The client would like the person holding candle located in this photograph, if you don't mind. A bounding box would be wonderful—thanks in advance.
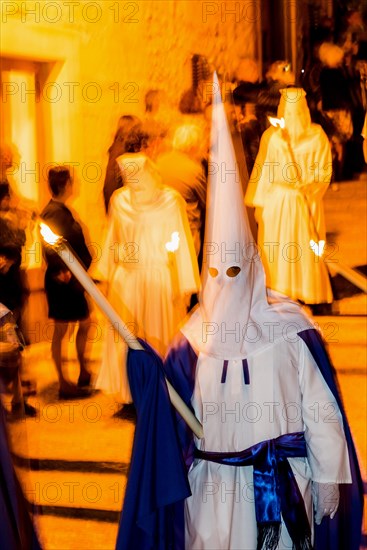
[95,127,199,414]
[41,166,93,399]
[245,87,333,311]
[117,74,363,550]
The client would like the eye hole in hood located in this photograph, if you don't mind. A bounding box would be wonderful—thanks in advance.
[226,266,241,278]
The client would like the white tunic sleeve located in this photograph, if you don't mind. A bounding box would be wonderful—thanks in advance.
[298,338,352,483]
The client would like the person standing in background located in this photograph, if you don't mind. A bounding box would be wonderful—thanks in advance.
[103,115,142,212]
[95,127,199,417]
[41,166,92,399]
[156,124,207,260]
[246,88,333,311]
[0,144,38,403]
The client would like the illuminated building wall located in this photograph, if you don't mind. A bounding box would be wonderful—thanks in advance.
[1,1,259,340]
[2,0,259,244]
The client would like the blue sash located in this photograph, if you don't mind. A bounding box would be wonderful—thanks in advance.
[195,431,312,549]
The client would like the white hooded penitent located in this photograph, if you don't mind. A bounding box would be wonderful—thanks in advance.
[182,74,312,358]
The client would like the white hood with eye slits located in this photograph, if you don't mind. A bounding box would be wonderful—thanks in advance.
[181,73,313,359]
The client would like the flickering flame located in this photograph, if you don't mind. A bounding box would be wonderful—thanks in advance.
[165,231,180,252]
[268,116,285,129]
[310,239,325,257]
[39,222,62,246]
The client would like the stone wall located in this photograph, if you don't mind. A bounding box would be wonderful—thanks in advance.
[2,0,259,244]
[76,0,259,245]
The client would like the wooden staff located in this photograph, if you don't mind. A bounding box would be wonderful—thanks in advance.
[40,223,204,439]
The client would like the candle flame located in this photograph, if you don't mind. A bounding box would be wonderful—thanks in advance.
[310,239,325,257]
[268,116,285,129]
[165,231,180,252]
[39,222,62,246]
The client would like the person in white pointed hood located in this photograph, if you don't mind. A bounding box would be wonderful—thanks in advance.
[245,87,333,307]
[164,75,360,550]
[95,127,199,406]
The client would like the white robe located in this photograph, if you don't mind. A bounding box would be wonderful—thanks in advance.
[96,186,199,402]
[246,125,333,304]
[185,335,351,549]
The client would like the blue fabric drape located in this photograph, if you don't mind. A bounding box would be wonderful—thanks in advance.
[298,329,364,550]
[116,340,190,550]
[119,329,363,549]
[164,329,364,550]
[195,431,311,545]
[163,335,198,471]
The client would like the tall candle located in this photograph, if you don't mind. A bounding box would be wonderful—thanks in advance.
[166,231,180,300]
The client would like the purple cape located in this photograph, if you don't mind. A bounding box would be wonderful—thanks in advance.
[163,329,364,550]
[118,329,363,549]
[115,340,190,550]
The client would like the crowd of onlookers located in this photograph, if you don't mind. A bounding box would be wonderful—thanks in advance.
[234,7,366,182]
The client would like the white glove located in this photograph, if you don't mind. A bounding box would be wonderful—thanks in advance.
[312,482,340,525]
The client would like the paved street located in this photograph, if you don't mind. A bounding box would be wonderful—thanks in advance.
[4,177,367,550]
